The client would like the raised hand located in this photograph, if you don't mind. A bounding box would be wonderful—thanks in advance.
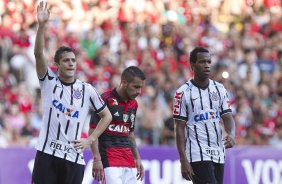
[37,1,50,26]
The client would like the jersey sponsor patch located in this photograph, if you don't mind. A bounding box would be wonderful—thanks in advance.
[203,147,223,157]
[108,124,130,133]
[50,140,80,154]
[173,91,183,115]
[52,99,79,118]
[194,111,220,122]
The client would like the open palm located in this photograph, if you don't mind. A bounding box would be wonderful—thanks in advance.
[37,1,50,25]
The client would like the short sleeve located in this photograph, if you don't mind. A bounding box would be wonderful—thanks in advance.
[89,86,106,113]
[219,87,232,116]
[173,90,188,121]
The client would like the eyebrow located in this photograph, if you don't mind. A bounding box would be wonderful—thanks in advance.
[198,58,211,61]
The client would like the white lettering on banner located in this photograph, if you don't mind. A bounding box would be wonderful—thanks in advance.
[242,159,282,184]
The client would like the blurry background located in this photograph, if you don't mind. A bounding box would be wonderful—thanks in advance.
[0,0,281,183]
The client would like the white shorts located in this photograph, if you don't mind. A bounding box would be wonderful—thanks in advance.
[101,167,138,184]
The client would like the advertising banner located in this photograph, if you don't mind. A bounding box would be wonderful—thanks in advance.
[0,147,281,184]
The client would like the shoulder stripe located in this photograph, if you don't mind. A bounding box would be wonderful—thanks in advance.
[198,88,203,110]
[70,84,73,105]
[81,84,85,107]
[207,87,213,109]
[213,80,221,108]
[190,89,195,112]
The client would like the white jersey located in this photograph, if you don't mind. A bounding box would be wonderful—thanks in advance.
[35,68,106,165]
[173,79,232,164]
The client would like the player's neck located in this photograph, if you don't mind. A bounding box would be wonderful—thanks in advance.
[192,77,209,88]
[116,86,128,102]
[58,76,75,84]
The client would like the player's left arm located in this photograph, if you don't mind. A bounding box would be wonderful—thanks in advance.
[129,132,144,181]
[221,113,235,148]
[220,87,235,148]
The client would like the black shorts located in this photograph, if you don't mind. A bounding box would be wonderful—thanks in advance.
[32,151,85,184]
[190,161,224,184]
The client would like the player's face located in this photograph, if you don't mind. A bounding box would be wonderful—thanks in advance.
[192,52,212,79]
[124,77,144,100]
[56,52,77,82]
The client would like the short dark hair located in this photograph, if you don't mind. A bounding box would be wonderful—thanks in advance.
[54,46,74,63]
[190,47,209,63]
[121,66,146,82]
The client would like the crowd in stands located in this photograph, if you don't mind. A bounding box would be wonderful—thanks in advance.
[0,0,281,148]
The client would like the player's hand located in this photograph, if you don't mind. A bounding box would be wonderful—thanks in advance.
[181,160,194,181]
[72,138,93,152]
[37,1,50,26]
[223,134,235,148]
[135,159,144,181]
[92,159,104,181]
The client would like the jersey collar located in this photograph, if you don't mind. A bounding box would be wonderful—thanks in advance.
[190,79,210,90]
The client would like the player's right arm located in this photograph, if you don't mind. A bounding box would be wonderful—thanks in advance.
[173,87,194,181]
[175,120,195,181]
[89,128,104,181]
[34,1,49,78]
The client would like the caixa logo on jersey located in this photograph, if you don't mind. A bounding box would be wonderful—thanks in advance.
[194,111,220,122]
[52,100,79,118]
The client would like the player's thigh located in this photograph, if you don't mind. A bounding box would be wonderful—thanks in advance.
[214,163,224,184]
[190,161,218,184]
[32,151,57,184]
[64,160,85,184]
[103,167,123,184]
[124,168,137,184]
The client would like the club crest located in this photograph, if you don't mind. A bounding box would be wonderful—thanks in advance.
[109,98,118,106]
[73,88,83,99]
[209,91,219,101]
[123,114,129,122]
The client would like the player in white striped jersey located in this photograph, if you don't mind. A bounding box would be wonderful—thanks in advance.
[32,2,112,184]
[173,47,235,184]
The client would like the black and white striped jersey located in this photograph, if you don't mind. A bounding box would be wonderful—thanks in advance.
[35,68,106,165]
[173,79,232,164]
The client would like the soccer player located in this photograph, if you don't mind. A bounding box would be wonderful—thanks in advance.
[32,2,112,184]
[173,47,235,184]
[89,66,145,184]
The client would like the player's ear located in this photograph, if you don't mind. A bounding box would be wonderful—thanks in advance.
[120,79,127,87]
[191,63,195,71]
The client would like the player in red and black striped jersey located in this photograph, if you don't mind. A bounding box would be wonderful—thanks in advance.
[89,66,146,184]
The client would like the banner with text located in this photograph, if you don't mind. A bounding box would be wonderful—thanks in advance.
[0,147,281,184]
